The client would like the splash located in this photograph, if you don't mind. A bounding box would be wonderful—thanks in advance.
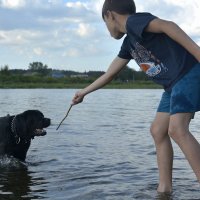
[0,155,27,169]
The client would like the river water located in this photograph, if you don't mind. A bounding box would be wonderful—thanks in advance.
[0,89,199,199]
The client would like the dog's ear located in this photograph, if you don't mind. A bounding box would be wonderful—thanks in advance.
[15,114,28,139]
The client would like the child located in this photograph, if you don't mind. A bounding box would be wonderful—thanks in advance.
[72,0,200,193]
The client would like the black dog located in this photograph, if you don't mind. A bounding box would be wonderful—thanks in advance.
[0,110,50,161]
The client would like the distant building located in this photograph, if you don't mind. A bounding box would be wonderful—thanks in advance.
[51,72,65,78]
[70,74,88,78]
[24,71,40,76]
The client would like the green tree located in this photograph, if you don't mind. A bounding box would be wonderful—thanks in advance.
[115,65,135,81]
[28,62,51,76]
[0,65,10,76]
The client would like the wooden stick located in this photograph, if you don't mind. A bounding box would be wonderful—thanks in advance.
[56,104,73,130]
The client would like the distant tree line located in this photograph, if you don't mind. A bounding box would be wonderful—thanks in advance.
[0,62,148,81]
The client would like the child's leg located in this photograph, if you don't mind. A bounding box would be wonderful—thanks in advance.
[150,112,173,192]
[169,113,200,180]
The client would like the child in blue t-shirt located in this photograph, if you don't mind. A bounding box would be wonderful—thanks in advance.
[72,0,200,193]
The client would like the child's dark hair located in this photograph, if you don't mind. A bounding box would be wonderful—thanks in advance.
[102,0,136,19]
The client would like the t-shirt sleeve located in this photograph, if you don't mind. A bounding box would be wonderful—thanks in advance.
[126,12,157,38]
[118,13,157,60]
[118,36,132,59]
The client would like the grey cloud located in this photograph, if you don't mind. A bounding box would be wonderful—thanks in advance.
[0,1,98,31]
[135,0,181,19]
[1,0,199,71]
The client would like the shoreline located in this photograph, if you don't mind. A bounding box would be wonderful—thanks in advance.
[0,81,162,89]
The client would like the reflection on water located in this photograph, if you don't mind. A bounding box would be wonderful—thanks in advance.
[0,89,200,200]
[0,156,47,199]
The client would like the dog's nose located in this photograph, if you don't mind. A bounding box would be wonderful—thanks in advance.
[43,118,51,127]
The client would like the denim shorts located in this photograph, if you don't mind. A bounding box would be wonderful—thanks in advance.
[157,63,200,115]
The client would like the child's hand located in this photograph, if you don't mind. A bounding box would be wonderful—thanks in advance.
[72,90,85,105]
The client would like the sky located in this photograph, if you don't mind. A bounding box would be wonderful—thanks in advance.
[0,0,200,72]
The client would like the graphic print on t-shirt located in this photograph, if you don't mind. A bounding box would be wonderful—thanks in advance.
[130,42,168,77]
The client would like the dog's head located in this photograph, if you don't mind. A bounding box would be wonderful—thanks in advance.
[13,110,51,141]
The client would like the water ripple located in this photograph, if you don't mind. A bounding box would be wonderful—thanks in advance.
[0,89,200,199]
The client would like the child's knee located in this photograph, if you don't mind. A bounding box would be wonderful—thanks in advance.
[150,123,168,143]
[168,113,191,142]
[168,123,188,143]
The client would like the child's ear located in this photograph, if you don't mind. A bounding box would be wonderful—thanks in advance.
[106,10,115,20]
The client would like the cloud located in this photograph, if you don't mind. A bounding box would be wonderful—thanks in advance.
[63,48,80,57]
[33,47,45,56]
[65,1,87,9]
[0,0,199,71]
[0,0,25,9]
[76,23,95,37]
[0,30,43,46]
[135,0,200,38]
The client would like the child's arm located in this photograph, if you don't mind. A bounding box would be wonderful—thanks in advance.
[72,57,129,105]
[145,18,200,62]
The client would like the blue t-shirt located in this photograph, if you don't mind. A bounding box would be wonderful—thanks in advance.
[118,12,198,91]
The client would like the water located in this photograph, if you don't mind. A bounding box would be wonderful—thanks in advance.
[0,89,200,200]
